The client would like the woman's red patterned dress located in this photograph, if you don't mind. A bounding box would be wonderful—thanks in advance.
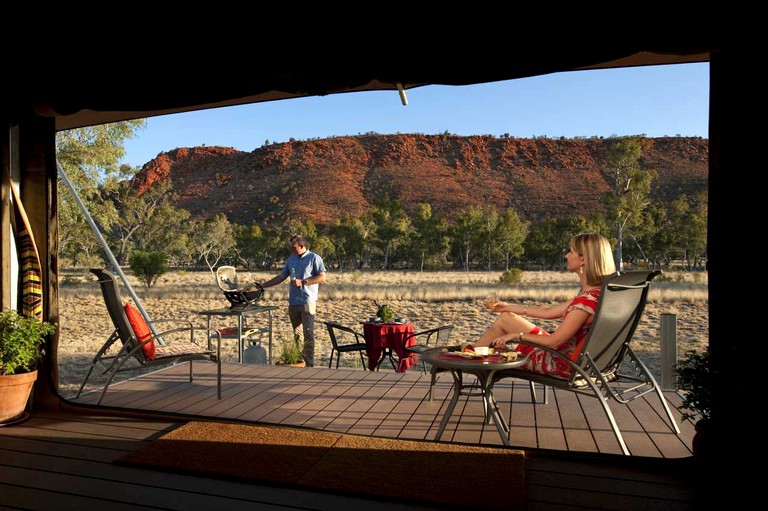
[515,288,601,378]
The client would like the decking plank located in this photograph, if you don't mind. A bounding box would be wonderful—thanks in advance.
[505,380,539,449]
[12,415,170,442]
[138,362,259,412]
[257,368,347,424]
[400,373,451,441]
[277,368,367,426]
[531,387,568,451]
[179,365,302,418]
[574,391,626,455]
[555,384,598,453]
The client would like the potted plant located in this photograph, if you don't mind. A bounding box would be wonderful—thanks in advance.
[276,334,306,367]
[374,301,395,323]
[0,309,56,425]
[675,347,712,461]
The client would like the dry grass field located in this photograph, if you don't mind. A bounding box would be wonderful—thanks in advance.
[57,269,708,398]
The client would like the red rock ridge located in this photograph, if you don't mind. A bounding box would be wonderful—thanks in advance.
[133,134,708,226]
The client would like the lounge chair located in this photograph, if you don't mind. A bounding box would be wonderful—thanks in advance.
[75,269,221,405]
[490,270,680,455]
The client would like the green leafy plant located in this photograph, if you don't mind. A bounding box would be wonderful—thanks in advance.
[278,334,304,365]
[0,309,57,375]
[499,268,523,285]
[376,304,395,322]
[675,348,711,422]
[129,251,168,289]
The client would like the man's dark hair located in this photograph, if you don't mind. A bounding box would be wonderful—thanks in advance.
[290,235,308,248]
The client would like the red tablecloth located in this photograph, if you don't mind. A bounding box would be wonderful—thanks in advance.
[363,322,416,372]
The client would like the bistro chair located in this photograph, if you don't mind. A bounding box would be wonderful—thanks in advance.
[324,321,368,369]
[404,325,454,373]
[403,325,454,400]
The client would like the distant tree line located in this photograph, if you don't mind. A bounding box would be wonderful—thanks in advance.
[57,125,707,274]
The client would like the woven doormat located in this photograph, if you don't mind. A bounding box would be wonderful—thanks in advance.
[117,421,525,510]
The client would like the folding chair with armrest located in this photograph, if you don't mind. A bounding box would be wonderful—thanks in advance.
[490,270,680,455]
[75,269,222,405]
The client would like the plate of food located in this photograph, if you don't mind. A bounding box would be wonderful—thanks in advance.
[440,344,493,359]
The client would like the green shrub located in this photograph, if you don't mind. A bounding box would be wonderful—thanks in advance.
[675,348,711,422]
[0,309,57,375]
[278,334,304,365]
[499,268,523,285]
[129,251,168,289]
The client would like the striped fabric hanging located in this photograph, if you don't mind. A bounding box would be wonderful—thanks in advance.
[10,185,43,320]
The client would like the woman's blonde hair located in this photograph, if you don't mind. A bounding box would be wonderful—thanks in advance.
[571,233,616,287]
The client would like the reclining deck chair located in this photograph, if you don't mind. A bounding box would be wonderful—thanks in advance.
[491,270,680,455]
[75,269,222,405]
[216,265,264,309]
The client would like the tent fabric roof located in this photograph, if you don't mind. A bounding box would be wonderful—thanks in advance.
[12,48,711,131]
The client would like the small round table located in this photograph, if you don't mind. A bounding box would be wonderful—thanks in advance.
[420,347,528,446]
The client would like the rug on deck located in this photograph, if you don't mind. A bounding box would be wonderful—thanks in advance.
[117,421,526,510]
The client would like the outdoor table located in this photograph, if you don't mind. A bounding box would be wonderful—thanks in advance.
[362,321,416,372]
[197,305,279,364]
[420,347,528,446]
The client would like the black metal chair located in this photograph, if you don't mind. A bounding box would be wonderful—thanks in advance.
[403,325,454,400]
[324,321,368,369]
[404,325,454,373]
[491,270,680,455]
[76,269,222,405]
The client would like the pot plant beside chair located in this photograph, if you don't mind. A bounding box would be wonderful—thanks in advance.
[675,347,712,462]
[0,309,56,425]
[276,334,306,367]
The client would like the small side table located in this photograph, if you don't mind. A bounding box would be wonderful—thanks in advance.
[197,305,279,364]
[420,347,528,446]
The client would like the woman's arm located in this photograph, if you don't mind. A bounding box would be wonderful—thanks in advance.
[518,309,589,349]
[485,299,568,320]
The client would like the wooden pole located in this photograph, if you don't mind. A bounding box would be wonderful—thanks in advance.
[660,313,677,390]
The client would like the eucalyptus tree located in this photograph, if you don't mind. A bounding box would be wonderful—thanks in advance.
[495,209,528,270]
[189,214,236,274]
[602,137,656,271]
[409,203,449,271]
[451,206,485,271]
[56,120,145,266]
[370,198,410,269]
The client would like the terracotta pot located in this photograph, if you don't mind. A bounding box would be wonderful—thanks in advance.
[276,360,306,368]
[0,370,37,424]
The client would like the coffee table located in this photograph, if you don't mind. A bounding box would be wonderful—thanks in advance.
[420,347,528,446]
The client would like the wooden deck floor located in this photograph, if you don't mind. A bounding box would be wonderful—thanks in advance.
[0,408,703,510]
[72,362,694,458]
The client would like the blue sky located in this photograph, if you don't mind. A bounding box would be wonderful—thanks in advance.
[121,63,709,169]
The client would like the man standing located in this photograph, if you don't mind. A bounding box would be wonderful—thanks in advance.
[260,235,326,367]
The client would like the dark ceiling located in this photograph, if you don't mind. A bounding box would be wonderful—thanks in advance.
[9,48,712,131]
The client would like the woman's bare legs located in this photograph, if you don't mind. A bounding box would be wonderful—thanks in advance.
[476,312,538,346]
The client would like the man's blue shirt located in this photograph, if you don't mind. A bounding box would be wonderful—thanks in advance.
[280,251,326,305]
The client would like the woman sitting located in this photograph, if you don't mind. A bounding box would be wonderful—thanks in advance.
[477,233,616,378]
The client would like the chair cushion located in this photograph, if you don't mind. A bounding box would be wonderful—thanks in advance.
[124,303,156,360]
